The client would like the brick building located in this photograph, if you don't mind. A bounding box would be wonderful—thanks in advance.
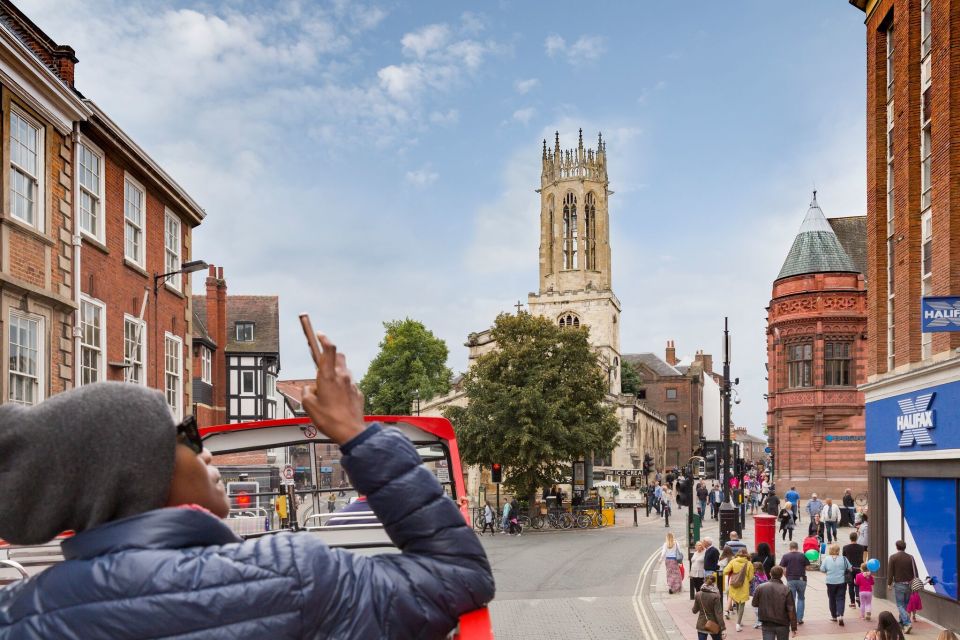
[192,266,227,427]
[766,194,867,498]
[731,427,767,465]
[623,344,722,470]
[850,0,960,627]
[0,0,203,414]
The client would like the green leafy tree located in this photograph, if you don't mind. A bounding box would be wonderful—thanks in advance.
[445,312,619,502]
[359,318,452,415]
[620,359,642,395]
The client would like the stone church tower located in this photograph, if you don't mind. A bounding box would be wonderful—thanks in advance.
[528,130,622,394]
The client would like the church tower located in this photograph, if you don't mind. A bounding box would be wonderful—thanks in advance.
[528,130,622,394]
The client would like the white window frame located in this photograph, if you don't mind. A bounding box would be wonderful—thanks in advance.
[123,314,147,385]
[241,370,255,394]
[921,211,933,360]
[164,209,182,292]
[9,106,44,230]
[886,23,896,372]
[79,295,106,386]
[77,138,105,243]
[124,173,146,268]
[164,332,183,420]
[8,310,43,405]
[921,0,932,58]
[236,322,254,342]
[201,345,212,384]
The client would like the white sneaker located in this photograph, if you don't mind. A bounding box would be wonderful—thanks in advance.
[736,623,742,632]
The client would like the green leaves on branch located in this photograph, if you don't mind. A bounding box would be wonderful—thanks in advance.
[359,318,452,415]
[445,312,619,498]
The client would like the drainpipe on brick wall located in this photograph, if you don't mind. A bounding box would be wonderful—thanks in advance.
[71,122,82,378]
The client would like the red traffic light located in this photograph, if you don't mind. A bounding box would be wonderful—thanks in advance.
[236,491,251,508]
[491,463,502,483]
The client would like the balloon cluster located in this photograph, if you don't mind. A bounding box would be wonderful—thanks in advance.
[804,549,820,562]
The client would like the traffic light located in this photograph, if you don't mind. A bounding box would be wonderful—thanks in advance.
[227,481,260,511]
[491,463,502,483]
[676,477,691,508]
[704,451,717,479]
[642,453,653,475]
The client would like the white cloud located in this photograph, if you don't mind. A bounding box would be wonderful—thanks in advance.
[377,63,425,101]
[545,33,606,65]
[514,78,539,94]
[429,109,460,125]
[401,23,450,59]
[405,167,439,186]
[512,107,536,124]
[545,34,565,57]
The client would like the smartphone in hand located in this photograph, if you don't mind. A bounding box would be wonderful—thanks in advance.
[299,314,324,368]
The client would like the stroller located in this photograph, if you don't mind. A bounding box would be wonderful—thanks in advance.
[802,534,823,569]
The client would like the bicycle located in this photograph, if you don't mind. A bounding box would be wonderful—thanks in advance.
[531,509,572,530]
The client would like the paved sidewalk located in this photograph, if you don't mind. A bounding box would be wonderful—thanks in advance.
[651,507,945,639]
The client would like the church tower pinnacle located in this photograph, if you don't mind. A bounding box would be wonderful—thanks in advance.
[538,130,611,294]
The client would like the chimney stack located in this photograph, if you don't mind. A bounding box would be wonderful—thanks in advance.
[205,265,228,416]
[665,340,677,366]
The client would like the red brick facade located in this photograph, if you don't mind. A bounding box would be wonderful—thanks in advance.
[192,265,227,429]
[766,272,868,496]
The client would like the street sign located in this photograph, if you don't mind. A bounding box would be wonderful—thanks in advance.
[921,297,960,332]
[764,447,772,454]
[281,465,295,486]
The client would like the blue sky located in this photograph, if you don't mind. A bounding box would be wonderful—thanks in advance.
[24,1,867,435]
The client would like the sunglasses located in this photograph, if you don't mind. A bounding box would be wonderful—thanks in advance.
[175,415,204,455]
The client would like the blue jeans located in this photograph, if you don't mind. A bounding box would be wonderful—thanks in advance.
[894,582,911,627]
[825,520,838,542]
[787,578,806,622]
[698,499,707,516]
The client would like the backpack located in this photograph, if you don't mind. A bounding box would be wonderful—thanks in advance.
[729,560,749,588]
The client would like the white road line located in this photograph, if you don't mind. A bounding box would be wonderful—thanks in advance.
[631,549,660,637]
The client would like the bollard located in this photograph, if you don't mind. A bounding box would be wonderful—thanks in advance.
[634,507,638,527]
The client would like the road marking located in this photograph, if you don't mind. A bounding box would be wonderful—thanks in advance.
[631,549,660,638]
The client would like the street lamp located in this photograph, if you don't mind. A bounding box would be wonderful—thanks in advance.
[154,259,209,294]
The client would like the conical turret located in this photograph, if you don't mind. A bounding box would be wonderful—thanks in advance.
[776,192,859,280]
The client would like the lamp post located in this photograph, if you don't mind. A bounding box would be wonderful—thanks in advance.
[152,259,208,395]
[719,317,738,548]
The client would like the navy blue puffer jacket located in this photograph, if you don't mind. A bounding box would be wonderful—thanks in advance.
[0,424,495,638]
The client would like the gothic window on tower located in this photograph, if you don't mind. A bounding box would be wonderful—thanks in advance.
[547,196,555,275]
[666,414,678,433]
[558,313,580,328]
[824,341,852,387]
[584,192,597,270]
[563,192,578,269]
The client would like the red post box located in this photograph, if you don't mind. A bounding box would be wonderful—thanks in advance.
[754,514,777,556]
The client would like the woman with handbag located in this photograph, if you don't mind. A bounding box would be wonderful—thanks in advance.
[690,541,707,593]
[820,543,852,626]
[692,573,725,640]
[661,532,684,594]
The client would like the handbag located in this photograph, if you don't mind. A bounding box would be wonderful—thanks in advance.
[697,594,721,634]
[911,557,924,592]
[680,562,686,580]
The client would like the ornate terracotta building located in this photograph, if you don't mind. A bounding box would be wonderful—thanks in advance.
[766,194,867,498]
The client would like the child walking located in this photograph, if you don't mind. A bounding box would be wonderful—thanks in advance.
[908,585,924,622]
[854,563,874,621]
[749,561,769,629]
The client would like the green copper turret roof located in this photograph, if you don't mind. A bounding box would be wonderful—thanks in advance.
[776,193,859,281]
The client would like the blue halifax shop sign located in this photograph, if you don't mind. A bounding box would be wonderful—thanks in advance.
[866,378,960,457]
[922,296,960,332]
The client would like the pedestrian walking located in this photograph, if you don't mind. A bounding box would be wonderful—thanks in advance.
[764,489,780,517]
[690,541,707,593]
[0,336,494,638]
[843,531,866,608]
[711,485,723,520]
[717,547,734,601]
[907,587,923,624]
[723,549,755,632]
[857,513,870,560]
[855,563,875,621]
[820,499,841,543]
[808,514,825,540]
[692,573,725,640]
[662,486,673,528]
[778,503,796,541]
[806,493,823,523]
[662,532,684,594]
[654,483,664,515]
[501,499,512,533]
[480,501,496,535]
[508,497,522,536]
[779,540,810,625]
[703,536,721,597]
[785,486,800,524]
[724,530,747,556]
[842,489,856,526]
[820,543,852,626]
[697,480,709,518]
[752,541,775,577]
[749,561,769,629]
[751,565,797,640]
[864,611,906,640]
[327,492,337,513]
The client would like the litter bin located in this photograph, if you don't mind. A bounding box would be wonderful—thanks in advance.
[601,506,615,526]
[754,514,777,556]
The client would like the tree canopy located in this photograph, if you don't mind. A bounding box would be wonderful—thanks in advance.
[445,312,619,499]
[620,359,642,395]
[359,318,452,415]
